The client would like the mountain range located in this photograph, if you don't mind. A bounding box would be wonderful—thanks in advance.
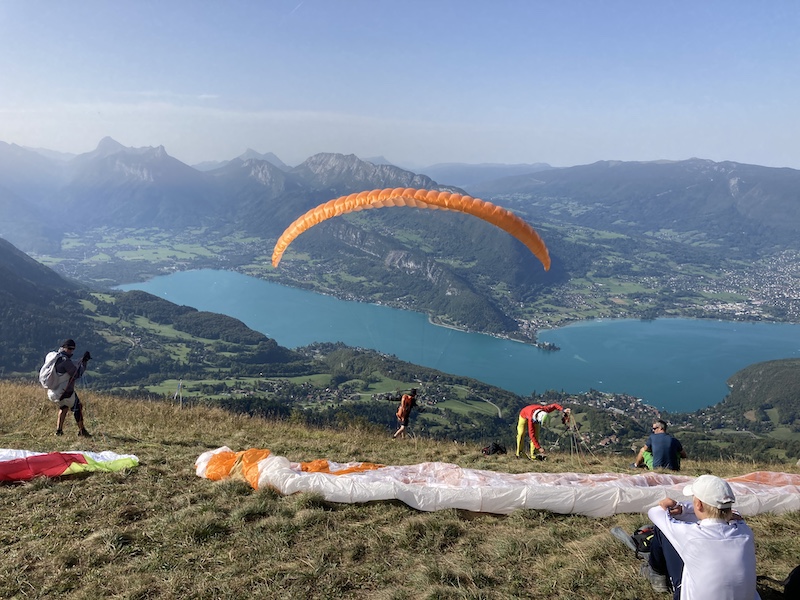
[0,137,450,253]
[2,136,799,336]
[3,137,798,259]
[469,158,800,256]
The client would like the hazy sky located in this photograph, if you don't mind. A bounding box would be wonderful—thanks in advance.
[1,1,798,169]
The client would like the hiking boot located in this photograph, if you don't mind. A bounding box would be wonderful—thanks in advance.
[77,429,92,438]
[640,563,669,593]
[55,429,63,436]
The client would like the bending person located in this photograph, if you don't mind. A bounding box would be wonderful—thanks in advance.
[515,402,569,459]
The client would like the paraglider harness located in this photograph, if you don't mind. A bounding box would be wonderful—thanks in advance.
[611,523,655,560]
[630,524,655,558]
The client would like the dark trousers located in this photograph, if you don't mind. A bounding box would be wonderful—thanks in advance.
[649,525,683,600]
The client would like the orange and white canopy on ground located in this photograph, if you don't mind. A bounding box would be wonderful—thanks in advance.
[196,447,800,517]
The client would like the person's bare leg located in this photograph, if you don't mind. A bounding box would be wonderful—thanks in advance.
[632,445,646,467]
[56,407,68,433]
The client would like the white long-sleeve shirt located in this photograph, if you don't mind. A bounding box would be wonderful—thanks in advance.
[648,502,760,600]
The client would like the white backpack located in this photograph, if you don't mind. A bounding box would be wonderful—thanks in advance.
[38,351,71,402]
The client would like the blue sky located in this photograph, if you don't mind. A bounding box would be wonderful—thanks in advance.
[1,1,798,169]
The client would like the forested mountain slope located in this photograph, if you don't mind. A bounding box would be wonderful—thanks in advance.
[470,158,800,257]
[718,359,800,432]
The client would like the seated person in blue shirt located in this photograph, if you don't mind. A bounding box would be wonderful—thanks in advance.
[631,419,687,471]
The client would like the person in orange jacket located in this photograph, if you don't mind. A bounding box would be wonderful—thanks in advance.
[393,388,418,439]
[516,402,569,459]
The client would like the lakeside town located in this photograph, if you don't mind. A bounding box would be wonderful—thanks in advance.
[519,250,800,336]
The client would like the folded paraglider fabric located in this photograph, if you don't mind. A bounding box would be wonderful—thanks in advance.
[0,448,139,482]
[196,447,800,517]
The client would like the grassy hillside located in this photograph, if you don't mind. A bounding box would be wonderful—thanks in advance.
[2,381,798,599]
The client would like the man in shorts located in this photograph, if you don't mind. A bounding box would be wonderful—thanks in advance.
[632,419,686,470]
[51,339,92,437]
[393,388,418,439]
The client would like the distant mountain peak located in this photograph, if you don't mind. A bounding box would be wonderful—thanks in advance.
[242,158,286,184]
[418,161,554,189]
[96,136,126,154]
[74,139,175,168]
[364,156,394,166]
[237,149,290,170]
[293,152,439,192]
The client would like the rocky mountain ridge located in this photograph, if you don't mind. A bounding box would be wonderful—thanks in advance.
[4,137,798,258]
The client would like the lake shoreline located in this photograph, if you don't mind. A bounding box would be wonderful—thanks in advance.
[119,269,800,412]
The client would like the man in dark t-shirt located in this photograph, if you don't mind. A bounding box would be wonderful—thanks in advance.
[51,338,93,437]
[631,419,687,471]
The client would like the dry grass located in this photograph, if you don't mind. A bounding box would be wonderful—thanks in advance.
[1,381,797,599]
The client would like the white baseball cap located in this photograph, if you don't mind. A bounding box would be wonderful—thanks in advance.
[683,474,736,509]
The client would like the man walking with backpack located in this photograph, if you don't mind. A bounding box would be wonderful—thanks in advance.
[47,339,92,437]
[392,388,419,439]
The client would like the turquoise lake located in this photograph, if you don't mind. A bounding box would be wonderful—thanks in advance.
[118,269,800,413]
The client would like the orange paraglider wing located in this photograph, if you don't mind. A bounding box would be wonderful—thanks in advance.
[271,188,550,271]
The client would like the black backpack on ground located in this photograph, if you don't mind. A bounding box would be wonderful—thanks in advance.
[611,524,654,559]
[481,441,507,455]
[630,524,655,556]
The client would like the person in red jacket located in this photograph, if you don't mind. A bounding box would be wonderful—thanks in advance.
[516,403,569,459]
[392,388,418,439]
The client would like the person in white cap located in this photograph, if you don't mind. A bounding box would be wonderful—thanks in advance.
[642,474,760,599]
